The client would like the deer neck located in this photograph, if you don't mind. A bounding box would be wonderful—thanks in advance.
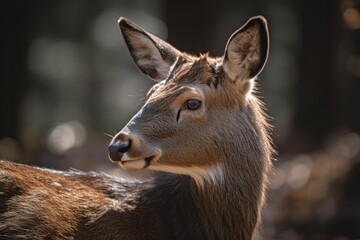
[150,160,267,239]
[189,156,268,238]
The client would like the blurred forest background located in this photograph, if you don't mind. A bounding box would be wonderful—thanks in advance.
[1,0,360,239]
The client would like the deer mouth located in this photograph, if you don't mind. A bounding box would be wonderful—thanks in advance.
[119,156,156,170]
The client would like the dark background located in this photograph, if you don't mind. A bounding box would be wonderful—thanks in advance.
[1,0,359,239]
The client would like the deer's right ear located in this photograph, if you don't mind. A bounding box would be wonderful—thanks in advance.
[119,17,180,81]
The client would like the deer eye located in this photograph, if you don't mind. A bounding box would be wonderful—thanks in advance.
[184,99,202,110]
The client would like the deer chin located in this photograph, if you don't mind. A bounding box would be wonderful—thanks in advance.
[119,159,147,170]
[119,155,160,170]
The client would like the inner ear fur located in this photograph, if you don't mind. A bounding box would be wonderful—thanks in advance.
[222,16,269,82]
[119,17,181,81]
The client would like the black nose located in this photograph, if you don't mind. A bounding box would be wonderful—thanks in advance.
[108,141,131,162]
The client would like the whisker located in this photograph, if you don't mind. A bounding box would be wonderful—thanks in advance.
[128,94,144,97]
[103,133,114,138]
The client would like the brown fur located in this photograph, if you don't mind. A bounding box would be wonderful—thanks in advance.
[0,16,273,239]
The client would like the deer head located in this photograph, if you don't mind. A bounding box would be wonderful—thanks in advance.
[108,16,269,187]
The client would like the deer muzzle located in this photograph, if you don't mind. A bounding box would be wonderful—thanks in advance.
[108,132,161,170]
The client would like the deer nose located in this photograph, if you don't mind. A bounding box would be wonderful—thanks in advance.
[108,141,131,162]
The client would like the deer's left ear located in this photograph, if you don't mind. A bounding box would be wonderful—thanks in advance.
[222,16,269,83]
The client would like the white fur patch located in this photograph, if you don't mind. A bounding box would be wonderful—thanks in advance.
[149,164,224,188]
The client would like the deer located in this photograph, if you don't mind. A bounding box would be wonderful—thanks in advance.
[0,16,273,240]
